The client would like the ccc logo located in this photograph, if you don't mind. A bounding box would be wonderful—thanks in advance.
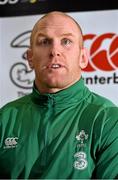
[5,137,18,146]
[83,33,118,71]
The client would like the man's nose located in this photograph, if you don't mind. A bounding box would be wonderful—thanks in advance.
[49,43,61,58]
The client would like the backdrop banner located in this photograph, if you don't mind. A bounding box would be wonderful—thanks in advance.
[0,10,118,107]
[0,0,118,17]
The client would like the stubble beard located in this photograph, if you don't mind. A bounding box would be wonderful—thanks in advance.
[35,71,80,93]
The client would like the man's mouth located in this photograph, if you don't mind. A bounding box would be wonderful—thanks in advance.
[42,63,64,70]
[50,64,62,69]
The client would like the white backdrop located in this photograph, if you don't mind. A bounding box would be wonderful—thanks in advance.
[0,10,118,107]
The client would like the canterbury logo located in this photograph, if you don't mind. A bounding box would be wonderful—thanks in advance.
[4,137,18,149]
[83,33,118,71]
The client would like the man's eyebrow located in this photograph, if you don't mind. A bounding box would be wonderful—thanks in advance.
[61,33,74,37]
[37,33,47,37]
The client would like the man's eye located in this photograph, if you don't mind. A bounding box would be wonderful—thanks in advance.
[38,39,50,45]
[62,39,72,46]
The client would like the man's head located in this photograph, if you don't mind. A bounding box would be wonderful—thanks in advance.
[27,11,88,93]
[30,11,84,49]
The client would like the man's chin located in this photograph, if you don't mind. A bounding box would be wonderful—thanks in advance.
[44,77,68,89]
[46,79,63,88]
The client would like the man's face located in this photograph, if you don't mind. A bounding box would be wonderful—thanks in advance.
[28,13,87,93]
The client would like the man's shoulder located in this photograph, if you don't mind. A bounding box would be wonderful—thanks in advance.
[0,93,32,113]
[87,91,117,110]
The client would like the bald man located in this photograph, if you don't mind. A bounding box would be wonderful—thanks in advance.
[0,11,118,179]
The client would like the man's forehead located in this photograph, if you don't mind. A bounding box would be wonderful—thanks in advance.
[30,12,83,47]
[34,21,80,38]
[37,25,78,34]
[34,13,80,33]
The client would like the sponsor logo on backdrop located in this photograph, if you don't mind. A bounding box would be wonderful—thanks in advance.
[83,33,118,72]
[83,33,118,85]
[10,31,34,97]
[9,32,118,97]
[0,0,46,5]
[0,0,18,5]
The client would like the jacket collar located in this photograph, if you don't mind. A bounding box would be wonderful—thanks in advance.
[31,77,90,108]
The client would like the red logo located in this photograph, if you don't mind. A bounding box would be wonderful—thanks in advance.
[83,33,118,72]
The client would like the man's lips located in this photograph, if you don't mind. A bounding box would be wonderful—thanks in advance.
[42,63,65,69]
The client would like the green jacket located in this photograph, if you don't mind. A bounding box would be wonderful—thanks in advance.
[0,78,118,179]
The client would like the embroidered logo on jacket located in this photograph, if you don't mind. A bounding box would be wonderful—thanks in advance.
[74,151,88,170]
[76,130,88,144]
[74,130,88,170]
[3,137,18,149]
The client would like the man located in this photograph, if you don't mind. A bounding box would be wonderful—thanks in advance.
[0,11,118,179]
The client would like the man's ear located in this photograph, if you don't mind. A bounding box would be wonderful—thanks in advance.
[79,47,89,69]
[26,48,34,69]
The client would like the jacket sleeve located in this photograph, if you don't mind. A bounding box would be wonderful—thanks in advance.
[92,107,118,179]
